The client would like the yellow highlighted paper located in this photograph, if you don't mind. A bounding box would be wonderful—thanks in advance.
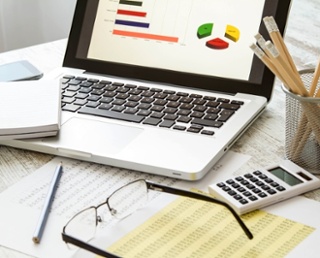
[108,195,314,258]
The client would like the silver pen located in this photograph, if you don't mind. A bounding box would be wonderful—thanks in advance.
[32,162,63,244]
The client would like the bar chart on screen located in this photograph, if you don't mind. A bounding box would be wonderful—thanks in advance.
[88,0,265,80]
[110,0,195,44]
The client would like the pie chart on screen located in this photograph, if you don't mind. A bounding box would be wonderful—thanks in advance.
[197,23,240,50]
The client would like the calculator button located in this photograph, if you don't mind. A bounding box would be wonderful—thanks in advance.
[231,183,240,188]
[228,190,237,196]
[252,188,261,194]
[237,187,246,192]
[249,196,258,201]
[226,179,235,184]
[265,178,274,184]
[258,192,268,198]
[259,174,268,180]
[222,186,231,191]
[217,182,225,188]
[276,186,286,191]
[239,199,249,205]
[233,194,242,200]
[255,181,264,186]
[243,191,252,197]
[253,170,262,176]
[270,182,279,187]
[261,185,270,191]
[244,173,253,179]
[246,184,255,190]
[235,176,244,181]
[249,177,259,182]
[267,189,277,195]
[241,180,249,185]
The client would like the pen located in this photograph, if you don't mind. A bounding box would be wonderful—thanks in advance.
[32,162,63,244]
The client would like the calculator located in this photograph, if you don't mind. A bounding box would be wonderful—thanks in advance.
[208,160,320,215]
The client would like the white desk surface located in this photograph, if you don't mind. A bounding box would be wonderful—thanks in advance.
[0,0,319,257]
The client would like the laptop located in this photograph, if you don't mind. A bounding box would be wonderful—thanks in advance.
[2,0,291,180]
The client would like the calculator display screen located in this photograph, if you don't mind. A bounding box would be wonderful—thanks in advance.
[268,167,303,186]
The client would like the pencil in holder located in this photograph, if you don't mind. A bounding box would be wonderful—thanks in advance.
[282,69,320,174]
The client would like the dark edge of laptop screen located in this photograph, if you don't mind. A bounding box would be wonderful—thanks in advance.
[63,0,292,101]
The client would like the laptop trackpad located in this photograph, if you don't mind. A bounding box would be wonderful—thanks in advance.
[43,117,143,155]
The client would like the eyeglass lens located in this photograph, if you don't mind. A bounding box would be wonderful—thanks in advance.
[108,179,148,219]
[65,207,98,246]
[65,179,148,245]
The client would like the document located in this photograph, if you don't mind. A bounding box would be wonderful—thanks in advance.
[0,80,61,139]
[107,193,315,258]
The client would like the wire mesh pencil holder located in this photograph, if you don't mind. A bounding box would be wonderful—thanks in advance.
[282,69,320,174]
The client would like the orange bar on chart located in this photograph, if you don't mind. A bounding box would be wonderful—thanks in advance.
[113,29,179,43]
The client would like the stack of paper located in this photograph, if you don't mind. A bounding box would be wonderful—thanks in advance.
[0,80,61,139]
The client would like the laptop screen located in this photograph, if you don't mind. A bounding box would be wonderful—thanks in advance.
[64,0,291,100]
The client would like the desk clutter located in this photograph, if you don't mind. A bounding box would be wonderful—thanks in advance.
[1,156,320,258]
[0,80,61,140]
[250,16,320,174]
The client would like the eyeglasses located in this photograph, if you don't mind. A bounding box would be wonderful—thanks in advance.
[62,179,253,257]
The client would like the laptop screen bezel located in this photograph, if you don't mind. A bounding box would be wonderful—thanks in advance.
[63,0,292,101]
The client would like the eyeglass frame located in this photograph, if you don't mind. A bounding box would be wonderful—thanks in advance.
[62,179,253,258]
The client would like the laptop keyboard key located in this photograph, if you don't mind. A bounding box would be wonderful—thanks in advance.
[192,118,223,128]
[177,109,191,116]
[187,126,201,133]
[79,107,145,123]
[111,106,125,112]
[164,114,178,120]
[177,116,192,123]
[159,120,175,128]
[62,104,81,112]
[124,108,138,114]
[173,125,186,131]
[143,118,162,126]
[204,114,218,120]
[68,79,82,85]
[190,112,204,118]
[231,100,244,105]
[99,104,112,110]
[150,112,164,119]
[201,130,215,136]
[220,103,240,110]
[74,99,87,106]
[137,110,151,116]
[62,97,75,104]
[87,95,101,102]
[86,101,100,108]
[217,98,230,103]
[151,105,165,112]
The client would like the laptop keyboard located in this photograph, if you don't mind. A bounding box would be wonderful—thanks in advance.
[61,75,244,136]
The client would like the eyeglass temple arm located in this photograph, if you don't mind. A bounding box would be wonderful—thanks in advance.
[146,181,253,240]
[62,231,121,258]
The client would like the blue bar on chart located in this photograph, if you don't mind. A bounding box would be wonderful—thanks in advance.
[115,19,150,28]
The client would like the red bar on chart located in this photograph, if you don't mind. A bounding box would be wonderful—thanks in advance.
[117,9,147,17]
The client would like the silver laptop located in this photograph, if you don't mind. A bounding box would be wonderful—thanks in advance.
[2,0,291,180]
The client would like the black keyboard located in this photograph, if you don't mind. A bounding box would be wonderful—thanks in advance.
[61,75,244,136]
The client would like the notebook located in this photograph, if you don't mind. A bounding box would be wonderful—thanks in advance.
[2,0,291,180]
